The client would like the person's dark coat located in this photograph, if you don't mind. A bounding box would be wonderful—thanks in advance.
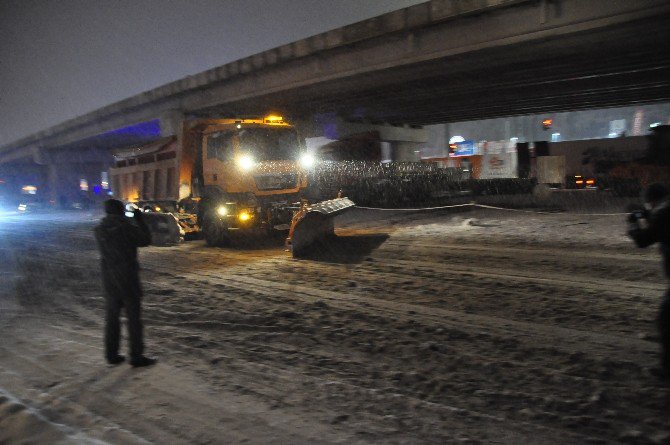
[95,213,151,275]
[628,199,670,279]
[628,196,670,376]
[94,209,151,362]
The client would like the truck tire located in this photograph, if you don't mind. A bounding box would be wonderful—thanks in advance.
[202,216,230,247]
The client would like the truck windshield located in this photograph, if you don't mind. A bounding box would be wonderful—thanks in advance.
[238,127,300,161]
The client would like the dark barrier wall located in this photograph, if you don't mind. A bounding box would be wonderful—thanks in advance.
[517,143,531,179]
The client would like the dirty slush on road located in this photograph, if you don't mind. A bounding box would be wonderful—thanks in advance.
[1,205,669,444]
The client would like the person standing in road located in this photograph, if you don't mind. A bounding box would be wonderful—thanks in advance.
[94,199,157,367]
[627,183,670,380]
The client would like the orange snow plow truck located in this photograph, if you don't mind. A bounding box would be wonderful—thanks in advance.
[109,116,354,257]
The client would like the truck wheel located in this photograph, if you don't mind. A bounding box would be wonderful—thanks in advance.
[203,216,230,247]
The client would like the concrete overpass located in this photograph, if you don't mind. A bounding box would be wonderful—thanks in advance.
[1,0,669,201]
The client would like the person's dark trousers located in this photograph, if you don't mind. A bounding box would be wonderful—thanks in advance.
[103,270,144,361]
[660,289,670,373]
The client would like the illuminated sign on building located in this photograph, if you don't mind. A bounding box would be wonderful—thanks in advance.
[449,140,478,157]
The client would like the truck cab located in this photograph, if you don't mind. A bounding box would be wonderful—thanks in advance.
[195,116,314,246]
[201,116,308,196]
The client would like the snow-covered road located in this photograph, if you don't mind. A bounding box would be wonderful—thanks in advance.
[1,202,668,444]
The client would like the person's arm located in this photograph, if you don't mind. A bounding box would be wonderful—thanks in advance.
[628,212,661,248]
[125,210,152,247]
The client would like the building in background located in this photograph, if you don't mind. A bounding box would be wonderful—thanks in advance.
[424,102,670,160]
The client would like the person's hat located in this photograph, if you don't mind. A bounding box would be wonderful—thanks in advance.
[644,183,669,203]
[104,199,125,215]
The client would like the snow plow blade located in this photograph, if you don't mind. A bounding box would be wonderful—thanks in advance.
[286,197,355,258]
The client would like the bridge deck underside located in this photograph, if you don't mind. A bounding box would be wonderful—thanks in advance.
[199,14,670,126]
[3,7,669,158]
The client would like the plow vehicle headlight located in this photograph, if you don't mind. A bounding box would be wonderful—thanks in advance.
[238,210,252,222]
[216,206,229,217]
[237,154,255,171]
[299,152,315,169]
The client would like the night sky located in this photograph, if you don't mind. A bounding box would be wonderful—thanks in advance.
[0,0,425,146]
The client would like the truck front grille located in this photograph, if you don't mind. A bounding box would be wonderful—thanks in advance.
[254,173,299,191]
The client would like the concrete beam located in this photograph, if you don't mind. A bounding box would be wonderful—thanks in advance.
[294,115,426,144]
[34,147,115,165]
[0,148,35,165]
[1,0,668,157]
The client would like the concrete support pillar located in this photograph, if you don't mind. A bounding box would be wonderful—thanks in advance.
[425,124,449,158]
[46,164,63,204]
[159,110,194,201]
[160,109,186,137]
[381,142,392,163]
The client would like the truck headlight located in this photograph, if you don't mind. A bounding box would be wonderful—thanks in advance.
[216,205,229,216]
[237,154,255,171]
[238,210,252,222]
[299,152,315,169]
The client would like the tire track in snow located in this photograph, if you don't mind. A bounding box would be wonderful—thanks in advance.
[141,268,657,359]
[132,275,659,444]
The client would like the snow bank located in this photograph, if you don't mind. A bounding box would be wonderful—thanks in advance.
[0,388,106,445]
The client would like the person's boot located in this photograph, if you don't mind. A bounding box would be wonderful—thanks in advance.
[130,356,157,368]
[106,355,125,365]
